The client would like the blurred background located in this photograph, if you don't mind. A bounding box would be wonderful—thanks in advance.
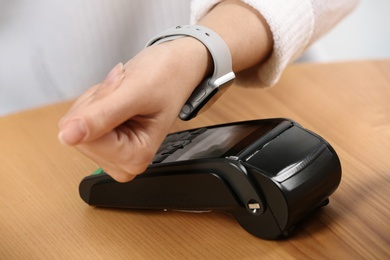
[0,0,389,116]
[301,0,390,62]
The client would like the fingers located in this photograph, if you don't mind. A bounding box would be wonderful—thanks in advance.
[76,142,138,183]
[75,117,165,182]
[58,119,87,145]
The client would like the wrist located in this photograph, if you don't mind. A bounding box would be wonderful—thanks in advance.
[166,36,213,92]
[198,0,273,72]
[146,25,235,120]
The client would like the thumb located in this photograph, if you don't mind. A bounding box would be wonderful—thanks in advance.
[58,118,88,145]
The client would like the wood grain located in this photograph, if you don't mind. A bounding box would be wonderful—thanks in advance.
[1,60,389,259]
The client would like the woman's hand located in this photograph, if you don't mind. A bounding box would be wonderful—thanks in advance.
[58,0,272,182]
[58,38,211,182]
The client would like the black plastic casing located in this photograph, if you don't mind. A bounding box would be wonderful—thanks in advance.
[79,119,341,239]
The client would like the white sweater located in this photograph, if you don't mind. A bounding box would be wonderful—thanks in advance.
[191,0,359,86]
[0,0,358,115]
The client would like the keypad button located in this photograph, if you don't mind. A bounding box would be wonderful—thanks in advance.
[151,128,208,164]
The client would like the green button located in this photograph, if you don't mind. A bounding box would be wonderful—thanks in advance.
[91,167,104,176]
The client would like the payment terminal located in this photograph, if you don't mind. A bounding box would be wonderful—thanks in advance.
[79,118,341,239]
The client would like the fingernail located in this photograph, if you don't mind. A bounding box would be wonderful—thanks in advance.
[58,119,87,145]
[104,62,124,85]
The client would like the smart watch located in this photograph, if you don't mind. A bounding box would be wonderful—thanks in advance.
[146,25,235,121]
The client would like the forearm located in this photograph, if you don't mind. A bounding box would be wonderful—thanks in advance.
[197,0,273,73]
[192,0,359,86]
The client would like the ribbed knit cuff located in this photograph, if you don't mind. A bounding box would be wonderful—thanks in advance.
[190,0,314,87]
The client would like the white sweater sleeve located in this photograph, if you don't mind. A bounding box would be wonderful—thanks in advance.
[190,0,359,87]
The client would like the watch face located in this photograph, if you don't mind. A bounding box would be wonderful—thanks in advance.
[180,73,235,120]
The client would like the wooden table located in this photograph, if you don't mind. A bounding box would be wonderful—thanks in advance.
[1,60,389,259]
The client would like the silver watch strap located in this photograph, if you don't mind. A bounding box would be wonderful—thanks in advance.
[146,25,235,120]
